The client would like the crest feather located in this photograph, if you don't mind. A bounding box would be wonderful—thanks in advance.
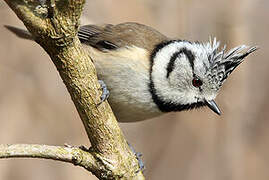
[204,37,258,89]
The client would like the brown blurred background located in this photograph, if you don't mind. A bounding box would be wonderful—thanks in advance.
[0,0,268,179]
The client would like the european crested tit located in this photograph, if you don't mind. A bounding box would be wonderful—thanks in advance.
[5,22,257,122]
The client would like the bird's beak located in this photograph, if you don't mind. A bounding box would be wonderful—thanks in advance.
[205,100,221,115]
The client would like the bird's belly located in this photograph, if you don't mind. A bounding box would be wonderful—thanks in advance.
[93,57,162,122]
[109,99,162,122]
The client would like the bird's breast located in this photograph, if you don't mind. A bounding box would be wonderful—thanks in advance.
[84,45,162,122]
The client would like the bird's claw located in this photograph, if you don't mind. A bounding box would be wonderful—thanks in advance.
[97,80,110,106]
[128,142,145,173]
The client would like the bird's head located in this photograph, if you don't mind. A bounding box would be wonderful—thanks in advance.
[150,38,257,115]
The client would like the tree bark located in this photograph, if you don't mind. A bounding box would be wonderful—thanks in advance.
[3,0,145,179]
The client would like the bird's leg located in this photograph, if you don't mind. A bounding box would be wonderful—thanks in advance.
[127,142,145,173]
[97,80,110,106]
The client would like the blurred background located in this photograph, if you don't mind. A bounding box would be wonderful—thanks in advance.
[0,0,267,179]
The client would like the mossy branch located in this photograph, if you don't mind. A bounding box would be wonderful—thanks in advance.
[3,0,145,179]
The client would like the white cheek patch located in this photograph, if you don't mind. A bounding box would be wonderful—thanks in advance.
[151,41,199,105]
[151,41,220,106]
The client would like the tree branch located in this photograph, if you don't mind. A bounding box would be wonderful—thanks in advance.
[3,0,145,179]
[0,144,100,173]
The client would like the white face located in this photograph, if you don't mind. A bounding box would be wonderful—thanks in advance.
[150,41,218,111]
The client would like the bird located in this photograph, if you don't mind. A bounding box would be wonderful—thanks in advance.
[5,22,257,122]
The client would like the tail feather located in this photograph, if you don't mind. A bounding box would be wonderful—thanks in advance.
[4,25,34,41]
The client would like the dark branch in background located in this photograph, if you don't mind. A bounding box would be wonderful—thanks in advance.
[2,0,145,179]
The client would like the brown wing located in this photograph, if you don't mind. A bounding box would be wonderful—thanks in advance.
[78,22,169,52]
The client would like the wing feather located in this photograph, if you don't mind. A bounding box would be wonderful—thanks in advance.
[78,22,168,52]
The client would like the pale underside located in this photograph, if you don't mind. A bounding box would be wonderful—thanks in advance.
[84,45,163,122]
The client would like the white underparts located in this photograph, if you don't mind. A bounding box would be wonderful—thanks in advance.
[84,45,162,122]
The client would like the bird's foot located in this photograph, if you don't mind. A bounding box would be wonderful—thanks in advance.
[128,142,145,173]
[97,80,110,106]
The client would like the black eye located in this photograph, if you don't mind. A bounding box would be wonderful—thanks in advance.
[192,77,203,88]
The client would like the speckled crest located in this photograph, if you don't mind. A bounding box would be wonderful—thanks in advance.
[204,38,258,90]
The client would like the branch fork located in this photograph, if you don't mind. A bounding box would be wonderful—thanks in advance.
[2,0,145,179]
